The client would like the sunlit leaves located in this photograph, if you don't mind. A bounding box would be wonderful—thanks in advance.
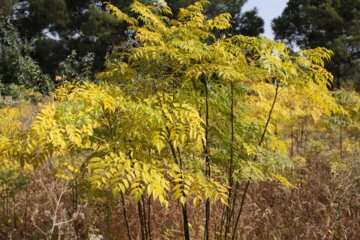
[105,2,138,26]
[1,0,350,216]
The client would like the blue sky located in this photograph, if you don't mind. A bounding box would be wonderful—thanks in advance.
[242,0,288,39]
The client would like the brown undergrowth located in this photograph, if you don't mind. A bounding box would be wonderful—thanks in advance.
[0,149,358,240]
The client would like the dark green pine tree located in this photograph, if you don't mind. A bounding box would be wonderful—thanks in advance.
[272,0,360,90]
[236,7,264,36]
[3,0,263,83]
[10,0,131,77]
[0,17,54,95]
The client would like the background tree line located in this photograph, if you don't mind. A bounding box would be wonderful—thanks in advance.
[0,0,264,96]
[2,0,360,93]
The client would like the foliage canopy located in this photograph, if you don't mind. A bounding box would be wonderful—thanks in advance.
[1,1,357,239]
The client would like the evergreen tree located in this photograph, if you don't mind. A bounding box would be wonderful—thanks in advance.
[3,0,264,81]
[0,17,53,95]
[272,0,360,89]
[237,7,264,36]
[10,0,129,76]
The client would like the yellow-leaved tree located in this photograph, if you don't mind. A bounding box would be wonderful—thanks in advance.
[2,1,343,239]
